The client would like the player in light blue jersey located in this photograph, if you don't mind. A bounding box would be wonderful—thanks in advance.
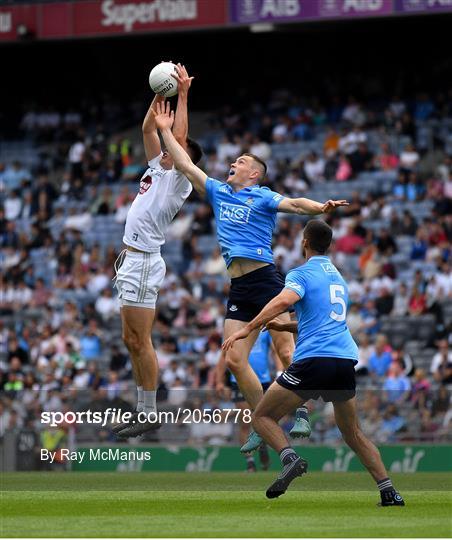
[223,220,404,506]
[153,101,346,449]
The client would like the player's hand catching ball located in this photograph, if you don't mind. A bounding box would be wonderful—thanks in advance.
[152,101,174,131]
[172,63,194,95]
[322,199,349,213]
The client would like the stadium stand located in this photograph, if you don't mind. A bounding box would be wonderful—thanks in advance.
[1,88,451,452]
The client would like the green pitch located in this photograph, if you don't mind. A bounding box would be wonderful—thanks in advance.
[1,472,451,537]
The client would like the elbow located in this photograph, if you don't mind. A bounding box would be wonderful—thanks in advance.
[278,298,293,313]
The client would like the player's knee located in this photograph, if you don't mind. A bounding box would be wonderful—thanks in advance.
[225,351,243,373]
[277,347,293,368]
[122,331,144,353]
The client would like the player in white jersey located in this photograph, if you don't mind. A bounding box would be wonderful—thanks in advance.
[113,64,203,437]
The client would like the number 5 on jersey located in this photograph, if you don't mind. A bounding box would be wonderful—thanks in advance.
[329,284,346,322]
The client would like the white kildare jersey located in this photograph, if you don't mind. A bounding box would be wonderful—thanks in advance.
[123,153,192,251]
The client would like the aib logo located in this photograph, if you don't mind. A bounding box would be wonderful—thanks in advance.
[139,174,153,195]
[220,202,251,224]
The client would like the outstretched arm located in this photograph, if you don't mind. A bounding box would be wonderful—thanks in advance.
[278,197,349,215]
[222,289,300,352]
[172,63,192,150]
[153,101,207,198]
[142,94,165,161]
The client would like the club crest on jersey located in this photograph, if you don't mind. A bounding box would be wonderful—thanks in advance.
[139,174,153,195]
[245,197,254,205]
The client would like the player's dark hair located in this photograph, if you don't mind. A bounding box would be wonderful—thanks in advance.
[304,220,333,254]
[186,138,203,165]
[242,153,267,179]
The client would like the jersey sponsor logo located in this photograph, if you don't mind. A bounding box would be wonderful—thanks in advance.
[321,262,337,274]
[220,203,251,224]
[124,289,136,295]
[286,281,302,291]
[229,304,238,312]
[139,173,153,195]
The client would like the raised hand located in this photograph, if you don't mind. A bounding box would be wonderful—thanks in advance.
[151,100,174,131]
[171,63,194,95]
[322,199,349,213]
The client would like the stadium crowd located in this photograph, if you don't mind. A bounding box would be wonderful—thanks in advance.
[1,88,451,457]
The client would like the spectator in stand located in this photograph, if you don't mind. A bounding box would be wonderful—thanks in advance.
[339,125,367,155]
[431,385,450,417]
[408,285,427,316]
[399,210,418,236]
[109,344,128,375]
[410,368,431,410]
[392,283,410,316]
[430,340,452,384]
[203,247,227,276]
[368,334,393,377]
[375,287,394,316]
[95,288,118,322]
[374,142,399,171]
[378,404,405,443]
[68,130,86,181]
[350,142,374,175]
[335,223,366,254]
[4,189,22,221]
[399,143,420,174]
[91,186,114,215]
[31,278,52,307]
[410,228,428,260]
[383,363,411,404]
[191,204,213,236]
[7,337,29,365]
[1,161,32,190]
[335,153,353,181]
[355,332,375,376]
[346,303,364,337]
[303,151,325,183]
[376,229,397,257]
[79,320,102,360]
[323,127,340,157]
[282,166,308,195]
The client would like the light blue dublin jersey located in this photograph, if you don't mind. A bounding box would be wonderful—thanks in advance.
[205,178,285,267]
[230,330,272,384]
[284,256,359,363]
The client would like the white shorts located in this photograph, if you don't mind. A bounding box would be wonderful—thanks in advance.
[115,250,166,309]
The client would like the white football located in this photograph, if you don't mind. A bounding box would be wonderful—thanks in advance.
[148,62,178,97]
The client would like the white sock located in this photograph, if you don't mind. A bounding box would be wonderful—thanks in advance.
[137,386,144,412]
[143,390,157,415]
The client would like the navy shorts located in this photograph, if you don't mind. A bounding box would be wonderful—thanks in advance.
[226,264,286,322]
[231,382,271,403]
[276,357,356,402]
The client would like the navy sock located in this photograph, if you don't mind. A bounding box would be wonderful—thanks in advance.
[377,477,394,493]
[279,447,299,466]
